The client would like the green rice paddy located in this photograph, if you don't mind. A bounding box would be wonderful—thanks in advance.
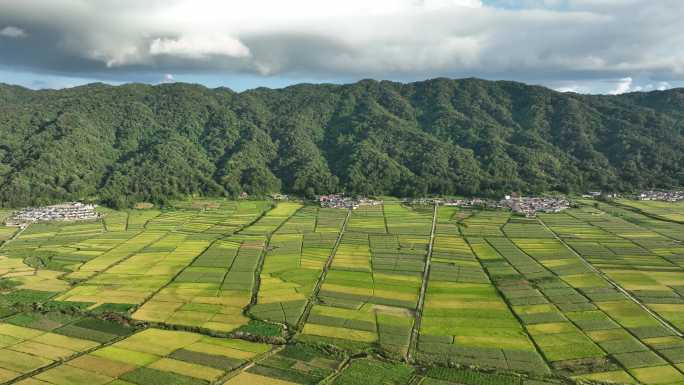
[1,197,683,384]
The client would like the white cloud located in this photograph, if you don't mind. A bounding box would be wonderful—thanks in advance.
[608,77,633,95]
[0,25,26,38]
[150,35,250,60]
[656,81,671,91]
[0,0,682,93]
[555,84,583,93]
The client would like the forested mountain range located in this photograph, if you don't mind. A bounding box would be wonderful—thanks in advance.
[0,78,682,207]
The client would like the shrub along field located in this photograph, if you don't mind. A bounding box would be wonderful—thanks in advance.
[1,197,684,384]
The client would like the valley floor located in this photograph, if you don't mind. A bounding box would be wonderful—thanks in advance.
[0,197,683,385]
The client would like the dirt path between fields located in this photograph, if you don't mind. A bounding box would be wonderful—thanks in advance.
[296,209,351,331]
[407,203,438,361]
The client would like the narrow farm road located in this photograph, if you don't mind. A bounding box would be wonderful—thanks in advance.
[296,209,352,330]
[408,203,438,361]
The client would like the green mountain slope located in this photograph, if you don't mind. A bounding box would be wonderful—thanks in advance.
[0,78,682,207]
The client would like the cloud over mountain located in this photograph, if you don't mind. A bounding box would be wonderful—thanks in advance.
[0,0,682,91]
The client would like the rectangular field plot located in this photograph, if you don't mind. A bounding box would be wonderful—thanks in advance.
[487,235,684,379]
[64,231,167,280]
[126,209,162,230]
[596,202,684,242]
[251,208,347,326]
[346,205,387,234]
[330,358,414,385]
[0,314,134,383]
[235,343,344,385]
[459,210,508,237]
[418,213,547,374]
[132,202,301,332]
[302,204,430,355]
[545,207,684,334]
[240,202,302,236]
[132,236,262,331]
[1,221,107,271]
[0,225,17,244]
[384,203,433,235]
[20,328,271,385]
[423,366,559,385]
[98,207,128,232]
[503,217,556,239]
[178,200,272,235]
[616,199,684,223]
[57,233,212,306]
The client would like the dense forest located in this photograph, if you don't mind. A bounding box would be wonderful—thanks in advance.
[0,78,682,207]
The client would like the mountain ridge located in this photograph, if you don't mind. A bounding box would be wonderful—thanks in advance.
[0,77,682,207]
[2,77,683,96]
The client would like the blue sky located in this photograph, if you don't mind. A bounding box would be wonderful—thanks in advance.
[0,0,682,93]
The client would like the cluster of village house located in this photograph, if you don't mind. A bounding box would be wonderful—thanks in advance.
[318,194,382,209]
[5,202,99,226]
[319,194,568,217]
[581,190,684,202]
[405,197,503,208]
[635,190,684,202]
[404,196,570,216]
[582,191,620,199]
[500,196,571,217]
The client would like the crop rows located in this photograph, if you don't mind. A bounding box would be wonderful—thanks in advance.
[302,203,431,356]
[15,328,271,385]
[542,208,684,331]
[131,202,302,332]
[2,198,684,384]
[617,199,684,223]
[250,207,347,325]
[0,311,134,383]
[226,343,344,385]
[518,211,684,384]
[418,206,547,374]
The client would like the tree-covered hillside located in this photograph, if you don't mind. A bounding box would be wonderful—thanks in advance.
[0,78,682,207]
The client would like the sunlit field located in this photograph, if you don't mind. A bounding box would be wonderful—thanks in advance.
[1,198,684,385]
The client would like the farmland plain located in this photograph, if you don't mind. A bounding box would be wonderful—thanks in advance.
[0,197,683,385]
